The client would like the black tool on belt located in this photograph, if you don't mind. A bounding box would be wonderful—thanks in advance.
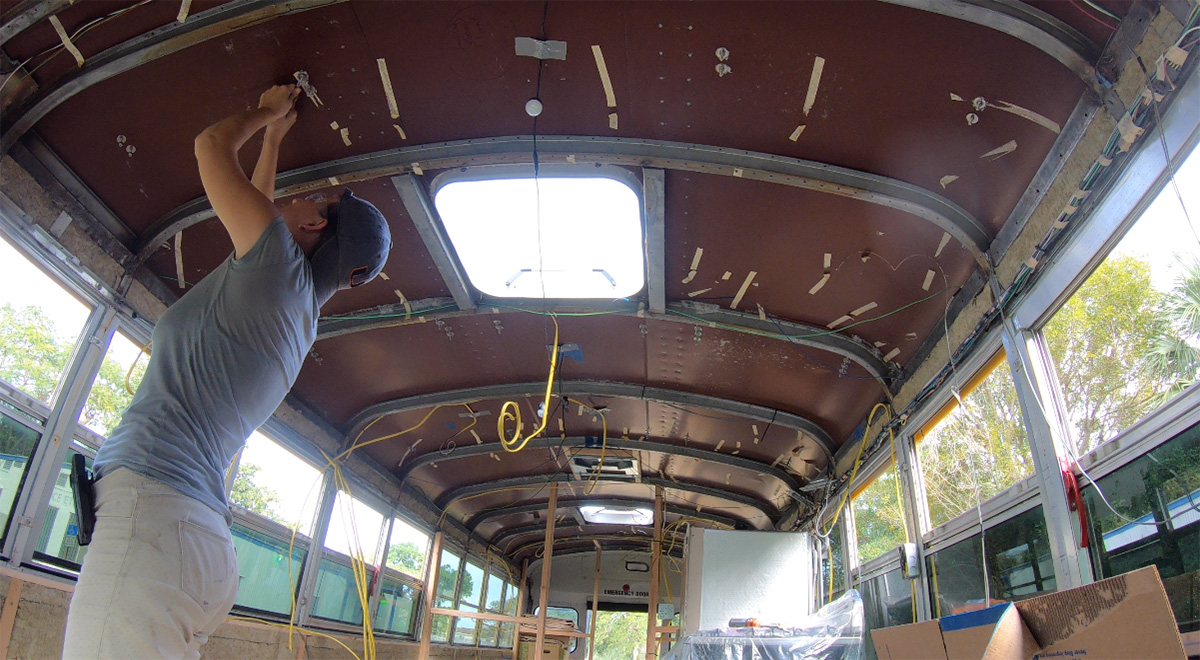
[70,453,96,546]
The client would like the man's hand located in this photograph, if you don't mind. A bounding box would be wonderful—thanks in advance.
[258,85,300,121]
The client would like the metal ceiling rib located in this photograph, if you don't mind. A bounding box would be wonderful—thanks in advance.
[343,379,837,463]
[465,497,741,532]
[316,298,892,386]
[0,0,72,47]
[391,174,475,311]
[491,523,686,553]
[432,473,779,525]
[132,135,992,268]
[395,435,803,495]
[0,0,345,154]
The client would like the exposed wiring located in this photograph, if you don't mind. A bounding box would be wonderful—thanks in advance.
[227,615,362,660]
[123,341,149,395]
[498,314,560,453]
[1069,0,1120,30]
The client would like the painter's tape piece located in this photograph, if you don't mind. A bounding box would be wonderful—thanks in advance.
[733,168,744,177]
[714,440,725,452]
[922,270,936,291]
[850,302,877,317]
[690,247,704,271]
[827,315,852,329]
[1097,155,1113,167]
[687,288,713,298]
[558,418,564,432]
[608,113,619,130]
[788,125,806,142]
[491,453,501,462]
[950,93,964,102]
[884,348,901,362]
[327,176,340,186]
[174,232,186,289]
[378,271,390,281]
[1116,114,1144,151]
[49,16,85,67]
[377,58,401,119]
[681,271,697,284]
[1053,218,1069,229]
[874,341,887,348]
[340,128,352,147]
[592,45,617,108]
[935,232,951,258]
[808,273,830,295]
[1025,257,1039,269]
[411,162,424,175]
[471,429,482,444]
[757,304,767,321]
[823,253,832,269]
[730,271,756,310]
[515,37,568,60]
[991,100,1060,134]
[939,175,959,189]
[177,0,193,23]
[394,289,407,303]
[49,211,72,237]
[392,125,407,140]
[979,140,1017,161]
[721,271,731,280]
[330,121,339,131]
[803,56,825,116]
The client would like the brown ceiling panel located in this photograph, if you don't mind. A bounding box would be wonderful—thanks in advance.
[29,1,1083,235]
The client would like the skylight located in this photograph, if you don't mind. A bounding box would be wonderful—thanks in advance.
[434,174,644,299]
[578,505,654,526]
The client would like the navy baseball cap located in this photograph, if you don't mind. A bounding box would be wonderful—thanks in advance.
[311,189,392,306]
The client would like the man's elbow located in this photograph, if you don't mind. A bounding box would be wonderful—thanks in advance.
[194,130,219,160]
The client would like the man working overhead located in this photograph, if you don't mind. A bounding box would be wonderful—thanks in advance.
[62,84,392,659]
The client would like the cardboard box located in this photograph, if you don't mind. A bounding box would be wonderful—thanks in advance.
[518,638,567,660]
[872,566,1186,660]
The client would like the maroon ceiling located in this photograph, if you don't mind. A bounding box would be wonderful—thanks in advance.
[2,0,1115,543]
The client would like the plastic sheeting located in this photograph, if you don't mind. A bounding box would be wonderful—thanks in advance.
[662,590,864,660]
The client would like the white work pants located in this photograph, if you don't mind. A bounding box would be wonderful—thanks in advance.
[62,468,239,659]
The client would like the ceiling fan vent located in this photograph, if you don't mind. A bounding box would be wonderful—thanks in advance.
[568,451,640,482]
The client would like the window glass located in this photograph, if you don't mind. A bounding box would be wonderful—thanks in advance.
[918,352,1034,528]
[77,330,146,437]
[432,549,462,643]
[535,606,581,652]
[230,522,307,615]
[459,561,485,607]
[384,516,429,578]
[502,579,519,615]
[486,573,505,612]
[33,449,91,567]
[0,236,92,406]
[926,505,1056,618]
[1082,421,1199,633]
[374,577,418,635]
[820,518,845,601]
[232,431,322,536]
[0,408,40,545]
[324,491,386,564]
[311,558,368,624]
[452,603,479,645]
[1042,146,1200,456]
[852,464,907,564]
[479,618,499,647]
[593,610,647,660]
[859,568,914,660]
[434,176,645,299]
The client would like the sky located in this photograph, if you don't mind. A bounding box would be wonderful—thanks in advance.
[1,141,1198,563]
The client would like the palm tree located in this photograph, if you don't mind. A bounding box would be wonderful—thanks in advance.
[1146,258,1200,405]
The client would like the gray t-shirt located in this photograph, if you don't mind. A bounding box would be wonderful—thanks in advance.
[96,218,317,522]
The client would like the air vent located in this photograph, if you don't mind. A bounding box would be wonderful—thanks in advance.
[568,450,640,482]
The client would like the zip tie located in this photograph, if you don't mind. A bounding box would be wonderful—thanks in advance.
[592,45,617,108]
[49,16,85,67]
[377,58,401,119]
[1097,155,1113,167]
[177,0,193,23]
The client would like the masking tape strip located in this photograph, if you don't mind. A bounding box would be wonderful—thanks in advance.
[592,45,617,108]
[330,121,339,130]
[730,270,756,309]
[752,425,759,436]
[411,162,424,175]
[788,125,806,142]
[714,440,725,452]
[392,124,407,139]
[935,232,951,258]
[491,453,501,462]
[874,341,887,348]
[1073,188,1091,203]
[721,271,731,280]
[733,167,744,177]
[939,175,959,189]
[808,273,830,295]
[608,113,619,130]
[174,232,186,289]
[471,430,482,444]
[827,315,852,329]
[803,56,825,116]
[378,272,390,281]
[1062,203,1078,216]
[979,139,1017,160]
[922,270,935,291]
[566,154,576,163]
[340,128,352,146]
[884,348,901,362]
[1025,257,1039,269]
[1116,114,1144,144]
[757,305,767,321]
[49,16,84,67]
[681,270,697,284]
[177,0,193,23]
[377,58,400,119]
[690,247,704,271]
[1097,155,1112,167]
[850,301,877,317]
[327,176,340,186]
[687,287,712,298]
[991,100,1060,134]
[823,253,832,269]
[1053,218,1069,229]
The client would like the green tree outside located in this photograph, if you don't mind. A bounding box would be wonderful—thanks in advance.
[229,461,290,526]
[592,610,647,660]
[386,540,425,576]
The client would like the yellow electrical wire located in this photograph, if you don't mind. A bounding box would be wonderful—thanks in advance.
[498,314,560,453]
[228,614,362,660]
[570,400,608,495]
[819,402,881,602]
[124,341,150,395]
